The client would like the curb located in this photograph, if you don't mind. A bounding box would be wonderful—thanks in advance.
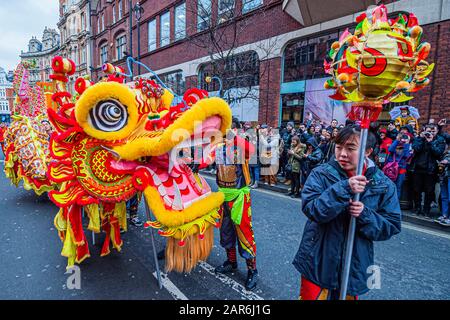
[200,171,450,234]
[402,212,450,232]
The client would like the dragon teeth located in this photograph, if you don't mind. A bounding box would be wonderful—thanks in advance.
[172,183,183,210]
[158,184,167,196]
[182,191,211,209]
[163,195,173,207]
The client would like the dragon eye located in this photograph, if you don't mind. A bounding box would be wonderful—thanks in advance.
[88,99,128,132]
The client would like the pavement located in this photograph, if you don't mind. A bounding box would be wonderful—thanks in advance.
[0,156,450,300]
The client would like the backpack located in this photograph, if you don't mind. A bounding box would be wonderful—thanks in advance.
[382,154,399,181]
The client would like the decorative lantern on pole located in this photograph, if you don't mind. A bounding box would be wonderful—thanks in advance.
[324,4,435,299]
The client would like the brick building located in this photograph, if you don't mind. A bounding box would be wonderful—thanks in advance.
[89,0,449,127]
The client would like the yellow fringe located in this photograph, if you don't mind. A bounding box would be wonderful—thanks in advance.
[114,201,127,232]
[85,203,101,233]
[165,227,214,273]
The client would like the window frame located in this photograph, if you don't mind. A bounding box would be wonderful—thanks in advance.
[113,4,116,24]
[197,0,212,32]
[242,0,263,14]
[148,19,157,51]
[218,0,235,24]
[100,44,108,65]
[160,11,171,47]
[118,0,123,20]
[174,2,186,41]
[116,34,127,60]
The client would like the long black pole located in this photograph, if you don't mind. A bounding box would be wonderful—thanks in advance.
[137,18,141,75]
[339,126,368,299]
[128,0,133,79]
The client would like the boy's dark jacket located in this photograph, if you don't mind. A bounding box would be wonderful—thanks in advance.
[293,158,401,296]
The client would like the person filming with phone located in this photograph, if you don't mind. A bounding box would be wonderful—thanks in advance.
[410,124,446,217]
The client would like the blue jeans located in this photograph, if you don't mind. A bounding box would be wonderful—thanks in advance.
[126,194,139,214]
[395,173,406,199]
[441,178,450,218]
[250,165,260,184]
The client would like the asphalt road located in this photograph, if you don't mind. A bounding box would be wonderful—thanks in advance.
[1,154,449,300]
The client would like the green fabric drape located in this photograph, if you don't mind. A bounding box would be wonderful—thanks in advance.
[218,186,250,225]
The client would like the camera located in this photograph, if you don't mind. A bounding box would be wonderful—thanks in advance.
[424,132,432,138]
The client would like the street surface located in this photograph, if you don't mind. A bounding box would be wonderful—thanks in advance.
[1,153,449,300]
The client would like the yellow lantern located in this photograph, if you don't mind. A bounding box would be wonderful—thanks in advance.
[325,5,434,104]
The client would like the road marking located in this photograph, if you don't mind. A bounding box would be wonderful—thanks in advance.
[402,222,450,240]
[198,261,264,300]
[152,271,189,300]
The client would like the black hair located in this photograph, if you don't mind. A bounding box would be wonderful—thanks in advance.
[231,117,241,129]
[345,119,356,126]
[335,125,376,151]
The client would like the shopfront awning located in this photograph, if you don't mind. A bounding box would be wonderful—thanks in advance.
[282,0,378,26]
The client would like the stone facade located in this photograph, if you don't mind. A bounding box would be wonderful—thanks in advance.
[58,0,93,94]
[0,67,13,123]
[19,28,60,86]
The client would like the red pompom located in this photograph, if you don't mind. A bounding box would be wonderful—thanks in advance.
[355,12,367,23]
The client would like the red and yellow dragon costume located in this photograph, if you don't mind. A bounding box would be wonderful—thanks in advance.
[3,61,55,195]
[47,57,232,272]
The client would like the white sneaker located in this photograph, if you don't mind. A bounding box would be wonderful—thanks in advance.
[439,218,450,226]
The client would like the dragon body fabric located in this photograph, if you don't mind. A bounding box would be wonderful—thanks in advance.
[3,61,55,195]
[47,57,232,272]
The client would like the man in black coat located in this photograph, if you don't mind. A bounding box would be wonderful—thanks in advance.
[293,125,401,299]
[410,124,447,217]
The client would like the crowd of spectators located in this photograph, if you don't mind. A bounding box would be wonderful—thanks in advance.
[220,116,450,226]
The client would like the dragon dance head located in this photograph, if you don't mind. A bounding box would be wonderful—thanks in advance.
[47,56,232,272]
[324,5,434,104]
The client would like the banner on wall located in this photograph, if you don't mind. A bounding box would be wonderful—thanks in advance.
[304,78,351,125]
[211,86,259,122]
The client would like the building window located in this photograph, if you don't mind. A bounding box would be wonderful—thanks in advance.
[116,34,126,60]
[155,70,185,96]
[101,13,105,31]
[118,0,123,19]
[160,11,170,47]
[294,44,316,65]
[199,51,259,91]
[113,5,116,23]
[81,13,86,31]
[97,17,100,34]
[71,48,79,66]
[100,44,108,65]
[197,0,211,31]
[283,32,340,83]
[148,19,156,51]
[174,3,186,41]
[218,0,235,23]
[81,47,87,64]
[281,93,305,125]
[242,0,262,14]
